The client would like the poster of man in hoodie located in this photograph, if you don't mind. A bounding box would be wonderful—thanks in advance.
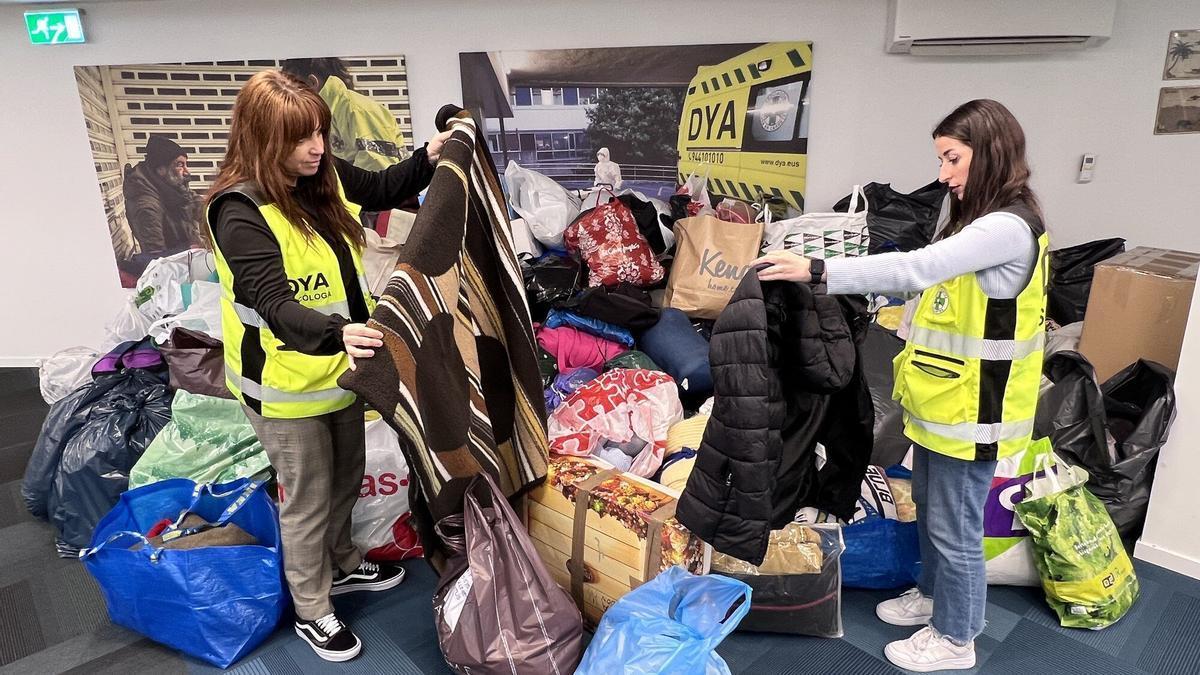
[74,55,414,287]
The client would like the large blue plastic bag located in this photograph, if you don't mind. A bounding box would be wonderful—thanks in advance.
[841,504,921,589]
[576,566,751,675]
[81,478,285,668]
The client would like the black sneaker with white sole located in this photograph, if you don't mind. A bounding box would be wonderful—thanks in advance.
[330,560,406,596]
[295,612,361,662]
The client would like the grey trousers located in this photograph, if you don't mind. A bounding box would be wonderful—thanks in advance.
[243,400,365,620]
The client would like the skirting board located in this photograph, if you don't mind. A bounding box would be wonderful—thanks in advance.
[1135,539,1200,581]
[0,357,45,368]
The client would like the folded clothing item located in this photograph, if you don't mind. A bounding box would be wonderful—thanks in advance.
[537,325,627,374]
[545,308,635,347]
[638,308,713,403]
[131,513,259,551]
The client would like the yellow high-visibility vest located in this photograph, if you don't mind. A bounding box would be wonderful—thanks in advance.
[892,204,1049,461]
[207,181,376,419]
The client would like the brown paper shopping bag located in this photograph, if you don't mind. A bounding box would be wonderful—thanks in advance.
[665,215,765,320]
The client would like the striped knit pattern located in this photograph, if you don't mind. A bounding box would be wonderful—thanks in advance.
[339,105,548,565]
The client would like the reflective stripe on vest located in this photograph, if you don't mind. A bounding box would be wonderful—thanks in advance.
[232,300,354,328]
[905,415,1036,445]
[906,325,1046,361]
[227,367,354,404]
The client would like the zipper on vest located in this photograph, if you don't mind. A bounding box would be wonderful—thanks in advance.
[912,362,961,379]
[913,349,966,366]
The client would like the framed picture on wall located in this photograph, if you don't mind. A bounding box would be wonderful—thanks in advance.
[1154,86,1200,135]
[1163,29,1200,80]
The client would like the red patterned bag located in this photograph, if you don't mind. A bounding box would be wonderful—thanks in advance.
[564,190,665,287]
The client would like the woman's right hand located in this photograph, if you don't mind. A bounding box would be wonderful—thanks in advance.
[343,323,384,370]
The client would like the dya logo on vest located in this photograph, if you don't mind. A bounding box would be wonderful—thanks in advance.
[289,272,334,304]
[698,248,752,291]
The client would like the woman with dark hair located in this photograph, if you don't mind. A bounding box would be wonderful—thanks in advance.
[205,69,450,662]
[754,99,1048,672]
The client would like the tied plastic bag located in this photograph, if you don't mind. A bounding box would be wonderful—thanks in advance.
[1015,454,1139,629]
[504,161,582,248]
[134,249,218,324]
[712,524,844,638]
[984,437,1056,586]
[548,369,684,478]
[575,566,751,675]
[352,413,422,561]
[81,478,285,668]
[432,472,584,674]
[158,327,230,398]
[522,255,584,323]
[128,390,270,490]
[38,347,100,404]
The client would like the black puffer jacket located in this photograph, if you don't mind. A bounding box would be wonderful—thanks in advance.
[676,272,873,565]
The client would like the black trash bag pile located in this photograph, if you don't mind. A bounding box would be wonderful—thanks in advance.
[1035,352,1175,546]
[22,368,172,555]
[833,181,947,255]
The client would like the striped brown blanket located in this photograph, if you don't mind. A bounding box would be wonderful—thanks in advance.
[339,104,549,565]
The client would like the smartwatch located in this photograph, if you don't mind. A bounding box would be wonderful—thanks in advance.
[809,258,826,285]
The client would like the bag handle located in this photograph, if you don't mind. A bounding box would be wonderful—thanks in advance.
[844,185,869,215]
[160,480,265,545]
[79,530,160,561]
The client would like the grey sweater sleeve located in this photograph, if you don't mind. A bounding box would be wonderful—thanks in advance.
[824,212,1037,299]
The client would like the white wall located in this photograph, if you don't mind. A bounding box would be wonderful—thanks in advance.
[0,0,1197,366]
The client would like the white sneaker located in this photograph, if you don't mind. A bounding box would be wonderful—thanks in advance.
[876,587,934,626]
[884,626,976,672]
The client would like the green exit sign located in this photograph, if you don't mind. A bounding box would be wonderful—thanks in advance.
[25,9,86,45]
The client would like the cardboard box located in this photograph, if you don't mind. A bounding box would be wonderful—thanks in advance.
[1078,247,1200,382]
[526,455,711,626]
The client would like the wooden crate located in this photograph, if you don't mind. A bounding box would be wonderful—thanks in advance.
[525,455,710,626]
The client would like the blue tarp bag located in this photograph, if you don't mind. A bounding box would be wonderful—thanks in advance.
[841,503,921,589]
[576,566,751,675]
[81,477,285,668]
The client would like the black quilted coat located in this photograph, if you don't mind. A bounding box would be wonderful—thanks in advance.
[676,272,873,565]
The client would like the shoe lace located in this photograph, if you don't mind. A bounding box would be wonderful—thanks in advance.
[315,613,345,636]
[910,626,938,651]
[899,587,925,610]
[360,561,379,574]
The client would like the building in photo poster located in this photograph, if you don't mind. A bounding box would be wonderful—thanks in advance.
[74,56,414,287]
[459,42,812,212]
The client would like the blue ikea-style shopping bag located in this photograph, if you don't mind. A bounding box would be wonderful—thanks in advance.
[576,566,752,675]
[841,503,922,589]
[81,478,285,668]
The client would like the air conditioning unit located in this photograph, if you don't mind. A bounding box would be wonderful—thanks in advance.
[887,0,1115,56]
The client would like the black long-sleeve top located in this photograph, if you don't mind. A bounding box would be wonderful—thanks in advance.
[210,150,433,355]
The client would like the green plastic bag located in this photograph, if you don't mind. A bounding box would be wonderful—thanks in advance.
[602,350,662,373]
[129,390,272,489]
[1014,453,1139,629]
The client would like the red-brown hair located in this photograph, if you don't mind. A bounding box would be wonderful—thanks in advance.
[207,69,364,248]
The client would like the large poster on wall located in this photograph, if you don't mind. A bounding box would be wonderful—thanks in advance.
[459,42,812,213]
[74,56,415,287]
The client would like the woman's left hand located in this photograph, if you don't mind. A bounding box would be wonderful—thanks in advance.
[751,250,813,282]
[426,130,454,165]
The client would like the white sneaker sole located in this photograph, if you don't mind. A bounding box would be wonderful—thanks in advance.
[884,644,975,672]
[876,605,933,627]
[294,625,362,662]
[330,567,406,596]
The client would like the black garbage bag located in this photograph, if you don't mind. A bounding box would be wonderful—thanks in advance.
[862,324,909,468]
[22,369,160,519]
[1047,238,1125,325]
[42,369,172,553]
[833,181,946,255]
[615,193,670,256]
[522,254,583,323]
[1035,352,1175,546]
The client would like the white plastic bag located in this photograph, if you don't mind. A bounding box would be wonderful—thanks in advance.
[351,413,415,553]
[762,185,869,258]
[101,299,155,352]
[503,161,581,248]
[38,347,100,404]
[135,249,217,323]
[508,217,544,260]
[147,280,222,344]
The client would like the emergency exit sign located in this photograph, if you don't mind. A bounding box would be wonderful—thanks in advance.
[25,9,86,45]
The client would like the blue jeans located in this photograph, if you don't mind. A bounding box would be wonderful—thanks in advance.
[911,444,997,644]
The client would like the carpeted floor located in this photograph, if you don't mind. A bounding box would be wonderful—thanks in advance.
[3,367,1200,674]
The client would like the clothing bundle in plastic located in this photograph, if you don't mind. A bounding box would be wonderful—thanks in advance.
[81,478,285,667]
